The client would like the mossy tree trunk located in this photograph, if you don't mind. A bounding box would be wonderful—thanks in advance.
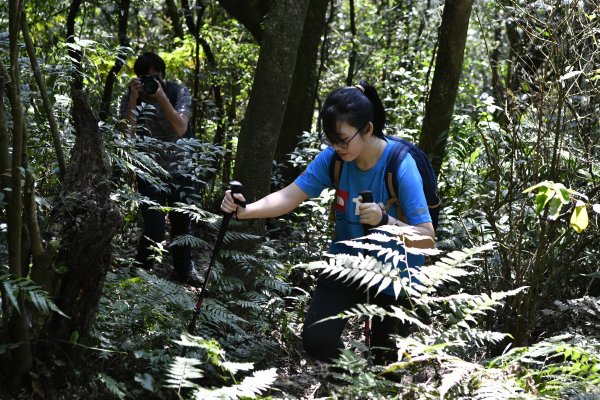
[419,0,474,176]
[41,89,122,344]
[233,0,311,233]
[274,0,330,185]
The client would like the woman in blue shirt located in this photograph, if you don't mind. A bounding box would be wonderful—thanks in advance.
[221,81,435,363]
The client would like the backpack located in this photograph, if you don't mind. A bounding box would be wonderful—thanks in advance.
[165,80,195,139]
[329,135,441,230]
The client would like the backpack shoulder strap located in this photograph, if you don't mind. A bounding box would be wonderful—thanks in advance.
[165,80,179,107]
[328,152,343,239]
[329,152,343,189]
[384,136,409,220]
[384,135,442,230]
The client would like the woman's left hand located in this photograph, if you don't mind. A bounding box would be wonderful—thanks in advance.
[358,202,383,226]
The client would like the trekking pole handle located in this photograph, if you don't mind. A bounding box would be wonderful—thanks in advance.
[229,180,246,209]
[360,190,374,233]
[360,190,373,204]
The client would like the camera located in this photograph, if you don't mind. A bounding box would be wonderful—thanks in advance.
[141,75,161,94]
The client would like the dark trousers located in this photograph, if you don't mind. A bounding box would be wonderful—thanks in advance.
[135,176,193,276]
[302,274,411,363]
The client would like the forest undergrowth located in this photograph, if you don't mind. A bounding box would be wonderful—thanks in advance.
[2,1,600,399]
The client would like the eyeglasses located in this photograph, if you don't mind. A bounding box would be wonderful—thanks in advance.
[321,124,366,149]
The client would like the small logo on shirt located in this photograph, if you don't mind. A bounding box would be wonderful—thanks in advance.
[336,189,348,212]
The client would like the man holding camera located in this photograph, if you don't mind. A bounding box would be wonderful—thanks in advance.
[120,51,201,286]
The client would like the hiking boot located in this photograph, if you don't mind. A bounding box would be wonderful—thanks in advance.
[170,266,203,288]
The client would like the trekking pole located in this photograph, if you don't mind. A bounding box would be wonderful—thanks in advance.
[359,190,374,233]
[359,190,374,348]
[187,181,246,334]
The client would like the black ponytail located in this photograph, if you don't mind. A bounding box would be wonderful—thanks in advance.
[320,80,386,143]
[358,80,386,138]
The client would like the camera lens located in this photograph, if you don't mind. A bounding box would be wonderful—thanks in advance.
[142,76,159,94]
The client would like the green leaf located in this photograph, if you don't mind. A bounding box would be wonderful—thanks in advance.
[469,147,481,164]
[98,373,127,400]
[523,180,552,194]
[570,201,588,233]
[553,183,570,204]
[534,191,549,214]
[134,373,154,391]
[547,197,562,220]
[1,276,21,314]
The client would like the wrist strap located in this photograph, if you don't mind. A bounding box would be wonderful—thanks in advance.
[378,212,389,227]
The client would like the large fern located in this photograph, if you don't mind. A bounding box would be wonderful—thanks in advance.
[167,334,277,399]
[307,226,495,300]
[488,334,600,397]
[301,227,532,398]
[1,274,67,317]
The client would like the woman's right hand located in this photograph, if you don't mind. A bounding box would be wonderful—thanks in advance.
[221,190,247,218]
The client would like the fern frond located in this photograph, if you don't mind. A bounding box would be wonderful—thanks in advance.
[170,202,214,223]
[255,274,291,295]
[193,368,278,400]
[473,375,527,400]
[165,356,203,389]
[170,234,210,249]
[1,274,19,313]
[97,373,127,400]
[388,304,434,332]
[309,241,497,301]
[133,270,195,309]
[1,275,68,317]
[220,250,260,271]
[215,274,245,294]
[312,302,432,334]
[200,298,248,330]
[228,299,264,312]
[223,231,261,245]
[439,358,481,399]
[219,361,254,375]
[429,287,527,330]
[0,342,23,355]
[410,243,497,292]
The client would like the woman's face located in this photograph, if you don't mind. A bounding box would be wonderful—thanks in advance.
[330,120,371,161]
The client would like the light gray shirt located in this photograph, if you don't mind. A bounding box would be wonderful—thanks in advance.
[119,81,193,177]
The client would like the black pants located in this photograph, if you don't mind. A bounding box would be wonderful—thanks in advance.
[302,274,411,363]
[135,176,193,276]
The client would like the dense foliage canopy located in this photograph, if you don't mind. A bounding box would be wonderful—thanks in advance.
[1,0,599,398]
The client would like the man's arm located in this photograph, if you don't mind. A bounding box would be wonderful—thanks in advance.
[121,78,141,137]
[155,88,189,137]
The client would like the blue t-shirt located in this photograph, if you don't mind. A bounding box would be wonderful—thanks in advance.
[295,138,432,293]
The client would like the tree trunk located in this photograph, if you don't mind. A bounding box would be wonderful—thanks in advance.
[99,0,131,121]
[43,89,122,343]
[419,0,473,176]
[346,0,357,86]
[165,0,185,39]
[233,0,311,232]
[0,65,9,189]
[3,0,32,386]
[21,11,67,180]
[314,0,336,133]
[66,0,84,90]
[41,0,122,349]
[274,0,330,185]
[216,0,272,43]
